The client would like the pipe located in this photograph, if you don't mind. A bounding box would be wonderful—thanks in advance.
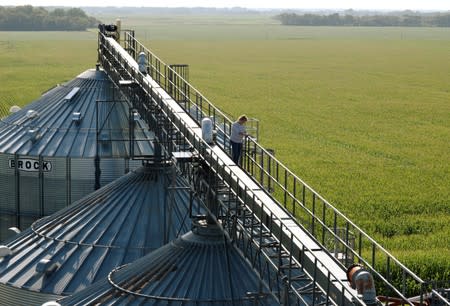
[347,264,379,305]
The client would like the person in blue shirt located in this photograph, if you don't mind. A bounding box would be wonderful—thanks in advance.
[230,115,248,165]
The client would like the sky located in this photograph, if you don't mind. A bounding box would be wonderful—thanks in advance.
[1,0,449,11]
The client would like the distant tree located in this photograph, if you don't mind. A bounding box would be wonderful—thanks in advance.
[66,8,88,18]
[0,5,99,31]
[402,15,422,26]
[50,8,66,18]
[275,12,450,27]
[436,14,450,27]
[343,14,355,26]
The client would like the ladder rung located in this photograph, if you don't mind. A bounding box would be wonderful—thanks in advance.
[289,274,308,281]
[268,253,289,259]
[260,242,279,248]
[279,264,300,270]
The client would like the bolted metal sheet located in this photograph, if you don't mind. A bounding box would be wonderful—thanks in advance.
[0,68,156,241]
[0,69,155,158]
[0,153,16,213]
[0,282,60,306]
[69,158,95,204]
[42,156,68,215]
[99,158,126,186]
[0,165,204,297]
[18,164,40,215]
[55,221,278,306]
[0,156,148,241]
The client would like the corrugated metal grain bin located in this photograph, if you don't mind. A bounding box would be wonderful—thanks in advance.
[0,68,155,241]
[0,164,202,305]
[50,220,278,306]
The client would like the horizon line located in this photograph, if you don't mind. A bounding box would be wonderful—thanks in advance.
[1,5,449,11]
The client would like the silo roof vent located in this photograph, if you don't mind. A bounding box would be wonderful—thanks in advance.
[36,258,59,275]
[0,245,12,258]
[42,302,62,306]
[72,112,82,125]
[9,105,21,113]
[63,87,80,102]
[28,128,40,142]
[26,109,39,119]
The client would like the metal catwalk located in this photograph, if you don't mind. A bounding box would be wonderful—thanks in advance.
[96,28,449,306]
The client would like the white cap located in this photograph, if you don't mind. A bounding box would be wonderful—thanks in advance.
[42,302,61,306]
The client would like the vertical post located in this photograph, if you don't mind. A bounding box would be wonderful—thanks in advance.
[372,243,376,270]
[39,155,44,217]
[281,277,290,306]
[166,158,176,243]
[259,150,264,185]
[386,256,391,301]
[312,258,318,305]
[168,67,173,97]
[267,149,273,192]
[419,282,424,306]
[322,202,326,245]
[283,170,288,206]
[311,193,316,236]
[358,232,362,262]
[14,154,20,229]
[163,161,167,244]
[345,222,350,266]
[129,107,135,159]
[94,155,101,190]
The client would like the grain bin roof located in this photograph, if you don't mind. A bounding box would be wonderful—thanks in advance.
[0,69,153,158]
[55,220,277,306]
[0,165,203,296]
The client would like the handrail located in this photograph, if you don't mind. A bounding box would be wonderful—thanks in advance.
[99,33,368,305]
[244,137,422,274]
[103,31,449,305]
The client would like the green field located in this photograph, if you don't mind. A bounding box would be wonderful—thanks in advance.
[0,15,449,282]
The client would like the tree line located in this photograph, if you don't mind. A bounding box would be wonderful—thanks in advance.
[0,6,99,31]
[275,12,450,27]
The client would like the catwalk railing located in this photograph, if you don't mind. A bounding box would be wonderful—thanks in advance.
[100,31,449,306]
[99,33,364,306]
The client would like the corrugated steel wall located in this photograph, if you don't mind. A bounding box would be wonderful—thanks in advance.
[0,153,15,212]
[0,154,143,241]
[70,158,95,203]
[43,156,67,215]
[0,69,155,242]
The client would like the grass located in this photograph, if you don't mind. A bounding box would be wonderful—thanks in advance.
[0,16,449,284]
[0,31,96,116]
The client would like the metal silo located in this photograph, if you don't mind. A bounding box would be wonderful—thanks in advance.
[0,164,202,306]
[0,67,155,241]
[48,220,278,306]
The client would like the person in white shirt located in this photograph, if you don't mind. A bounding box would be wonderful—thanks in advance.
[230,115,248,165]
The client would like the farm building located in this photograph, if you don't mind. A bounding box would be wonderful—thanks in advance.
[0,67,154,241]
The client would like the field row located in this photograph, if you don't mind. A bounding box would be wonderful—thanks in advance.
[0,23,449,282]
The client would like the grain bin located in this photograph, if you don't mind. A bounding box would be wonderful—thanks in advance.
[50,220,278,306]
[0,164,202,306]
[0,68,155,240]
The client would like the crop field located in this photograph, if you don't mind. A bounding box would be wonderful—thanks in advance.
[0,15,449,282]
[0,31,97,117]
